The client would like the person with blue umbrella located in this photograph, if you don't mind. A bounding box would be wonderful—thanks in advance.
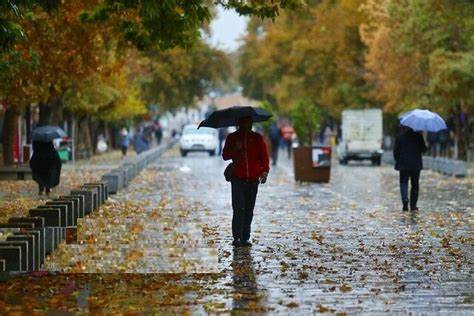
[394,109,447,211]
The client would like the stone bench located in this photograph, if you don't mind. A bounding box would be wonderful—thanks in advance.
[0,165,32,180]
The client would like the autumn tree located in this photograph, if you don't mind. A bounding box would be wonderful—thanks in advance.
[239,0,371,117]
[361,0,474,157]
[138,43,230,112]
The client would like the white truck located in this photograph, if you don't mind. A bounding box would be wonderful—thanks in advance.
[337,109,383,165]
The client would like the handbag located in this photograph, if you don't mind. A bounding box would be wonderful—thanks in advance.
[224,163,234,182]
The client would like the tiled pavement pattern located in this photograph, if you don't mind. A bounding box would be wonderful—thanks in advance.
[0,146,472,314]
[167,149,473,314]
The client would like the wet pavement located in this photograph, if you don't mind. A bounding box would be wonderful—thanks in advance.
[0,146,473,314]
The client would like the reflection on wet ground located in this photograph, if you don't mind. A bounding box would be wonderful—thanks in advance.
[0,147,473,314]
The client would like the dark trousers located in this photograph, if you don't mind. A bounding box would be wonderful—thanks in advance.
[231,179,259,241]
[121,146,128,156]
[286,140,292,159]
[399,170,420,207]
[271,141,279,165]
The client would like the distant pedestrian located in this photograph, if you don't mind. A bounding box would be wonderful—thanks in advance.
[393,126,427,211]
[29,141,62,196]
[154,121,163,146]
[133,128,149,154]
[223,116,269,247]
[427,131,438,157]
[119,128,130,157]
[438,129,449,157]
[218,128,228,155]
[281,125,295,159]
[268,122,281,166]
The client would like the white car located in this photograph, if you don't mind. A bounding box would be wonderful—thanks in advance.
[179,124,218,157]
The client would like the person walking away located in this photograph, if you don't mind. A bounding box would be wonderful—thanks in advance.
[427,131,438,157]
[119,128,130,158]
[223,116,270,247]
[438,129,449,158]
[393,126,427,211]
[268,122,281,166]
[154,121,163,146]
[218,128,228,155]
[133,128,149,154]
[29,141,62,196]
[281,125,295,159]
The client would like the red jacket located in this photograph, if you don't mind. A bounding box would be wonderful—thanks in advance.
[223,130,270,181]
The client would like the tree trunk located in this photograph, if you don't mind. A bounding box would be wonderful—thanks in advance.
[38,102,52,127]
[38,98,63,127]
[2,107,20,166]
[25,105,32,144]
[76,115,93,159]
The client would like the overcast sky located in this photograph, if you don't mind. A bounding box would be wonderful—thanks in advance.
[207,6,249,52]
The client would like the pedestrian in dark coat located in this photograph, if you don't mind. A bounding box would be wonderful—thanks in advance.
[393,127,427,211]
[29,141,62,195]
[268,122,281,166]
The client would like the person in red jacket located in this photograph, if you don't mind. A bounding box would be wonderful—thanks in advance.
[223,116,270,247]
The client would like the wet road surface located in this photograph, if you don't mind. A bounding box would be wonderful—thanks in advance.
[0,147,472,314]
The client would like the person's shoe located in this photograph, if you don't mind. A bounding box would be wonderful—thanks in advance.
[241,240,252,247]
[402,203,409,211]
[411,206,419,211]
[232,239,241,247]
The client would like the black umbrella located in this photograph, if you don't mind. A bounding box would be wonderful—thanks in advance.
[198,106,272,129]
[32,126,67,142]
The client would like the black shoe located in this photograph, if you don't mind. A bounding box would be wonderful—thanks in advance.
[241,240,252,247]
[411,206,419,211]
[232,239,241,247]
[402,203,409,211]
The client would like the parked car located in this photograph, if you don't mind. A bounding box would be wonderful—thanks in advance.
[337,109,383,165]
[179,124,218,157]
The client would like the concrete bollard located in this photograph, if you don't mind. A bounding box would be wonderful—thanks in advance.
[102,172,123,194]
[8,218,45,267]
[0,245,22,271]
[6,235,35,271]
[46,201,74,227]
[70,190,93,215]
[0,241,28,271]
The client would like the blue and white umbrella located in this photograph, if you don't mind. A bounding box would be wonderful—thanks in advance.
[400,109,447,132]
[32,126,67,142]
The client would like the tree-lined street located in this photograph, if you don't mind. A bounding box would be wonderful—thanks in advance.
[1,148,472,313]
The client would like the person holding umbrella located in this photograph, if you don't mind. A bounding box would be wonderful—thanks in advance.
[30,126,64,195]
[394,109,446,211]
[223,116,269,247]
[199,106,272,247]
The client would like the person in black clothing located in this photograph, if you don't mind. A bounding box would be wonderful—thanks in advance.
[393,126,427,211]
[268,122,281,166]
[29,141,62,195]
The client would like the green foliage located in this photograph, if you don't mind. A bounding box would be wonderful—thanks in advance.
[139,42,231,111]
[239,0,369,117]
[291,99,321,146]
[79,0,303,51]
[0,0,60,50]
[258,100,277,133]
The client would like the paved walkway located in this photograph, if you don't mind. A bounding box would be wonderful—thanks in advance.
[0,146,472,314]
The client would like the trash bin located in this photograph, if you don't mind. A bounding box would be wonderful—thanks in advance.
[293,145,331,182]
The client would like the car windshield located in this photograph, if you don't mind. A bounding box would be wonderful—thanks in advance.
[183,126,215,135]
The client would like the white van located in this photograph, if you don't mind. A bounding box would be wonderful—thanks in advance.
[337,109,383,165]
